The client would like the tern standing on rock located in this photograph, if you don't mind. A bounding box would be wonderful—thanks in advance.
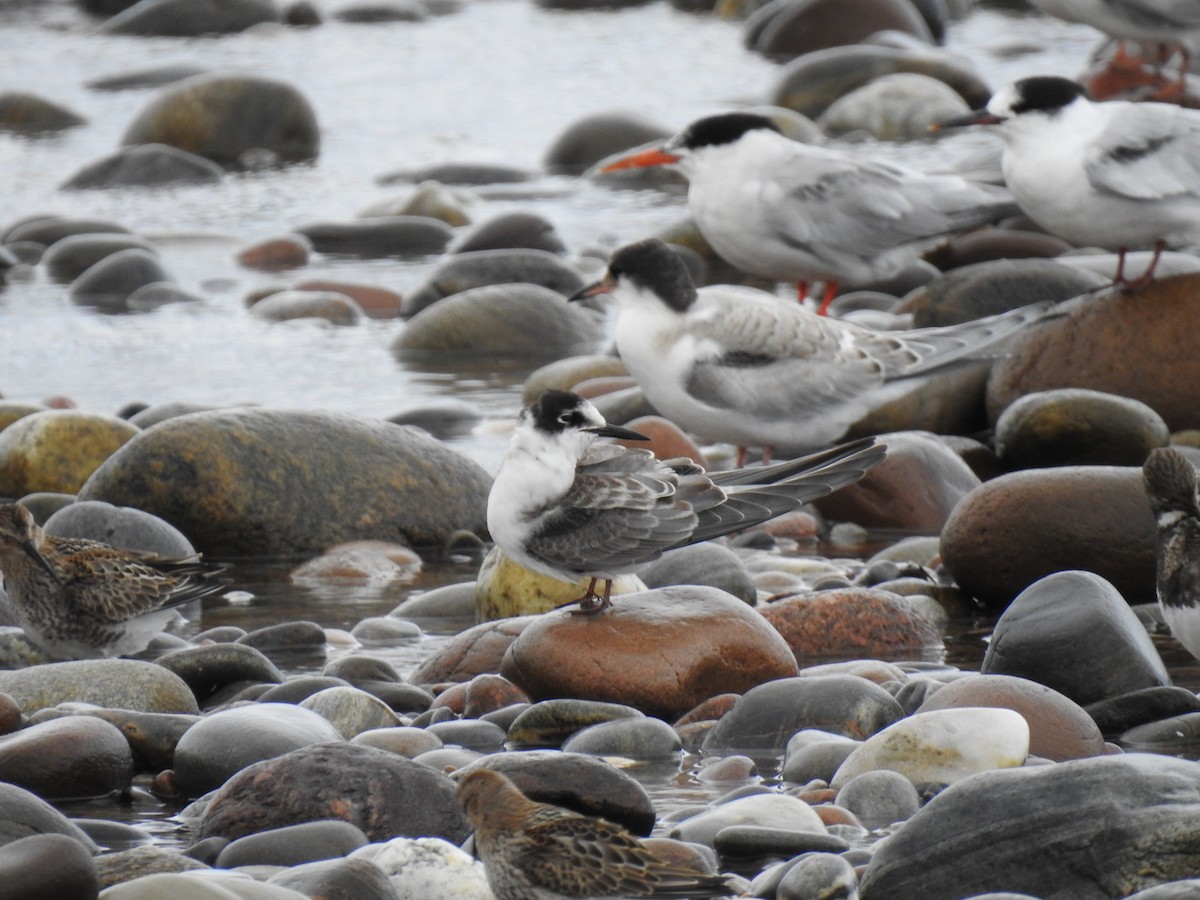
[1143,447,1200,660]
[0,503,227,660]
[941,75,1200,290]
[485,389,885,612]
[573,238,1059,466]
[600,111,1016,314]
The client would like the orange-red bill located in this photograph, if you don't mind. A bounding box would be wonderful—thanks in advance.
[600,147,682,172]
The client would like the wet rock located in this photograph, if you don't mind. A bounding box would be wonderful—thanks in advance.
[474,546,646,620]
[861,754,1200,898]
[351,726,442,757]
[258,676,350,704]
[101,871,311,896]
[61,143,224,190]
[561,716,683,758]
[501,587,799,718]
[101,0,281,35]
[3,215,130,246]
[714,825,848,863]
[0,833,99,897]
[173,703,343,799]
[545,111,671,176]
[995,388,1169,469]
[215,819,368,868]
[761,588,942,661]
[377,161,534,187]
[0,715,133,800]
[268,855,399,899]
[97,844,209,888]
[702,674,904,754]
[819,72,968,140]
[195,742,470,844]
[425,718,506,751]
[78,408,492,556]
[987,277,1200,433]
[429,672,529,718]
[780,731,859,783]
[831,706,1029,789]
[156,643,283,704]
[250,289,364,325]
[0,92,86,135]
[903,259,1103,327]
[672,793,826,847]
[770,44,990,119]
[981,571,1169,706]
[408,617,535,685]
[818,432,979,531]
[127,281,203,311]
[86,62,210,91]
[239,620,326,653]
[638,543,756,604]
[456,750,657,835]
[295,217,451,258]
[0,410,138,496]
[916,673,1105,761]
[236,234,312,271]
[351,836,490,899]
[1086,686,1200,738]
[1121,713,1200,754]
[332,0,427,21]
[43,500,196,557]
[387,398,482,438]
[72,708,197,772]
[940,467,1157,610]
[292,543,420,586]
[749,0,932,61]
[41,234,156,283]
[451,211,566,255]
[120,73,318,168]
[777,852,859,900]
[0,781,99,853]
[393,283,603,357]
[300,687,401,738]
[69,248,173,312]
[0,659,198,714]
[401,248,585,317]
[293,278,403,319]
[835,768,920,828]
[506,699,645,749]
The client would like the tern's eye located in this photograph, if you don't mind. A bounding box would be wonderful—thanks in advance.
[558,413,575,425]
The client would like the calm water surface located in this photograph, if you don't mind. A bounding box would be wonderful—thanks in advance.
[2,0,1174,854]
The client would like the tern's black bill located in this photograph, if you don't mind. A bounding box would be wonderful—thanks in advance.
[930,109,1001,131]
[568,275,614,302]
[584,423,650,441]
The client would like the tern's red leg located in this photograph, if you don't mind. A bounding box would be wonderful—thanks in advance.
[796,281,809,303]
[1119,241,1167,292]
[736,446,748,468]
[815,281,840,317]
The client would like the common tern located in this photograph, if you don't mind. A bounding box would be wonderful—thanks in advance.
[485,389,885,612]
[457,768,735,899]
[600,111,1015,314]
[573,238,1058,465]
[1143,447,1200,660]
[943,76,1200,290]
[0,503,227,659]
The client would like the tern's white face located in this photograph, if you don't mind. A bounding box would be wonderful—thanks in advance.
[985,84,1022,121]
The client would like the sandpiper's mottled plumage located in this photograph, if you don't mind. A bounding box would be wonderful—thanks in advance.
[456,768,733,899]
[1143,447,1200,659]
[0,503,227,660]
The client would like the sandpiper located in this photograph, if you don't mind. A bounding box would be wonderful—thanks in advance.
[456,767,734,899]
[1143,447,1200,659]
[0,503,227,660]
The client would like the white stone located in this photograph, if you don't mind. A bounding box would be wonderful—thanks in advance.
[831,706,1030,790]
[668,792,826,847]
[352,837,495,900]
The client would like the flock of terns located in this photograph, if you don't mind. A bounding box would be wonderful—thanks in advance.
[1,1,1199,895]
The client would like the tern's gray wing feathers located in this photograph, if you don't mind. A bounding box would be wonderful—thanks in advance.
[1086,106,1200,201]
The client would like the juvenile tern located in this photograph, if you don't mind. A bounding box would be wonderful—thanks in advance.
[600,111,1015,314]
[1143,447,1200,660]
[944,76,1200,289]
[457,767,735,899]
[0,503,227,659]
[486,389,885,612]
[573,238,1058,464]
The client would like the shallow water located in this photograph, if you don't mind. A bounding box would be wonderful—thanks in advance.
[0,0,1173,862]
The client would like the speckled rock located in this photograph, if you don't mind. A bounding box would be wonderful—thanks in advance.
[120,73,318,167]
[299,686,401,738]
[78,408,491,556]
[982,570,1170,706]
[994,388,1169,469]
[350,837,491,899]
[393,284,603,357]
[860,754,1200,899]
[195,742,469,844]
[0,659,198,714]
[155,643,283,704]
[0,409,138,496]
[761,588,941,662]
[500,587,799,718]
[987,277,1200,433]
[940,466,1156,610]
[702,674,904,755]
[506,699,645,749]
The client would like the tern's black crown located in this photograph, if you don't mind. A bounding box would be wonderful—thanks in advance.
[528,389,591,435]
[607,238,698,313]
[1010,76,1089,114]
[678,112,781,150]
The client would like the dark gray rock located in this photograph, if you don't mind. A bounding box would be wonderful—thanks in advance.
[100,0,281,35]
[0,833,99,898]
[639,543,756,604]
[561,716,683,759]
[44,501,197,557]
[295,217,451,258]
[0,781,99,852]
[61,144,224,190]
[155,643,283,704]
[215,819,368,868]
[68,248,172,312]
[451,212,566,255]
[401,248,585,316]
[41,233,156,283]
[544,111,671,176]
